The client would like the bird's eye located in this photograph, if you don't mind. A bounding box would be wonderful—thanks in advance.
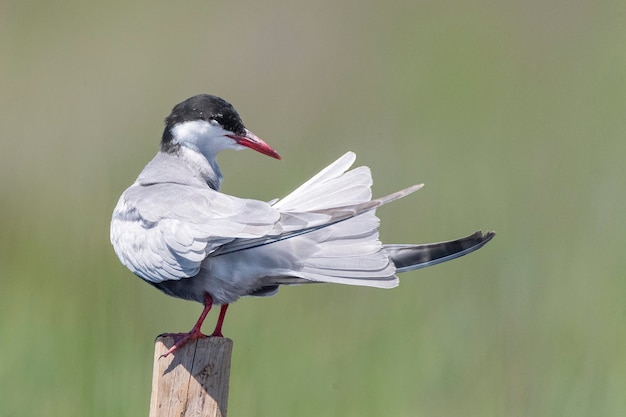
[209,119,220,127]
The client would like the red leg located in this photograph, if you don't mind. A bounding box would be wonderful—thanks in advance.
[211,304,229,337]
[160,293,214,357]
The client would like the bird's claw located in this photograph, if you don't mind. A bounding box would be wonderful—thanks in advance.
[159,329,207,358]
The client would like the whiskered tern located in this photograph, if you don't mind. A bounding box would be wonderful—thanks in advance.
[110,94,495,356]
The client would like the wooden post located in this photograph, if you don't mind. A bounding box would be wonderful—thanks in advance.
[149,336,233,417]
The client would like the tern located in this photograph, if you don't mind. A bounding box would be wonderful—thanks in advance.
[110,94,495,356]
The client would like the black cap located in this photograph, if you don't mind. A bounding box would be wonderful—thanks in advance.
[161,94,246,153]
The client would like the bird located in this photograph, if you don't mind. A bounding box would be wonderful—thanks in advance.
[110,94,495,356]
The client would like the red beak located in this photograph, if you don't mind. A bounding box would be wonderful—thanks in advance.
[227,129,281,160]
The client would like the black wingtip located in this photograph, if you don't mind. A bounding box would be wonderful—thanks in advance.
[386,230,496,273]
[475,230,496,243]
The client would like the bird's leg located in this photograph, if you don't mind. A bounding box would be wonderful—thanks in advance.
[159,293,214,357]
[210,304,229,337]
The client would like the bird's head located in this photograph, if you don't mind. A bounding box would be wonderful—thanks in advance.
[161,94,281,160]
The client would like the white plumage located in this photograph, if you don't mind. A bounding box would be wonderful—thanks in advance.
[111,150,422,303]
[110,94,494,354]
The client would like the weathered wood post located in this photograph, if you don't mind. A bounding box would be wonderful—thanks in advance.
[149,336,233,417]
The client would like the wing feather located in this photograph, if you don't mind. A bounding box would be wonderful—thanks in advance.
[111,151,423,293]
[111,184,280,283]
[272,152,357,210]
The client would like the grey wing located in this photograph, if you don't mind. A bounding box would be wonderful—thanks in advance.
[111,151,425,291]
[211,152,422,257]
[110,183,281,283]
[210,184,422,257]
[206,152,424,289]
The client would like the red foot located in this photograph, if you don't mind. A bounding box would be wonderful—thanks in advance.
[158,294,231,358]
[159,328,207,357]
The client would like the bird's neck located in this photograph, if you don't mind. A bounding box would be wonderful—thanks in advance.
[179,147,223,190]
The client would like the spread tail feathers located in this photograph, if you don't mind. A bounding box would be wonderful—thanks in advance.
[385,231,496,273]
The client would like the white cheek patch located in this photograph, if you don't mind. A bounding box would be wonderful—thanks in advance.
[171,120,214,148]
[171,120,244,157]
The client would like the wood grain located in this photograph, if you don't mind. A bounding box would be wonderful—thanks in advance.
[149,336,233,417]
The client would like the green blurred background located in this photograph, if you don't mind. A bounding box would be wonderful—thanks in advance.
[1,0,625,415]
